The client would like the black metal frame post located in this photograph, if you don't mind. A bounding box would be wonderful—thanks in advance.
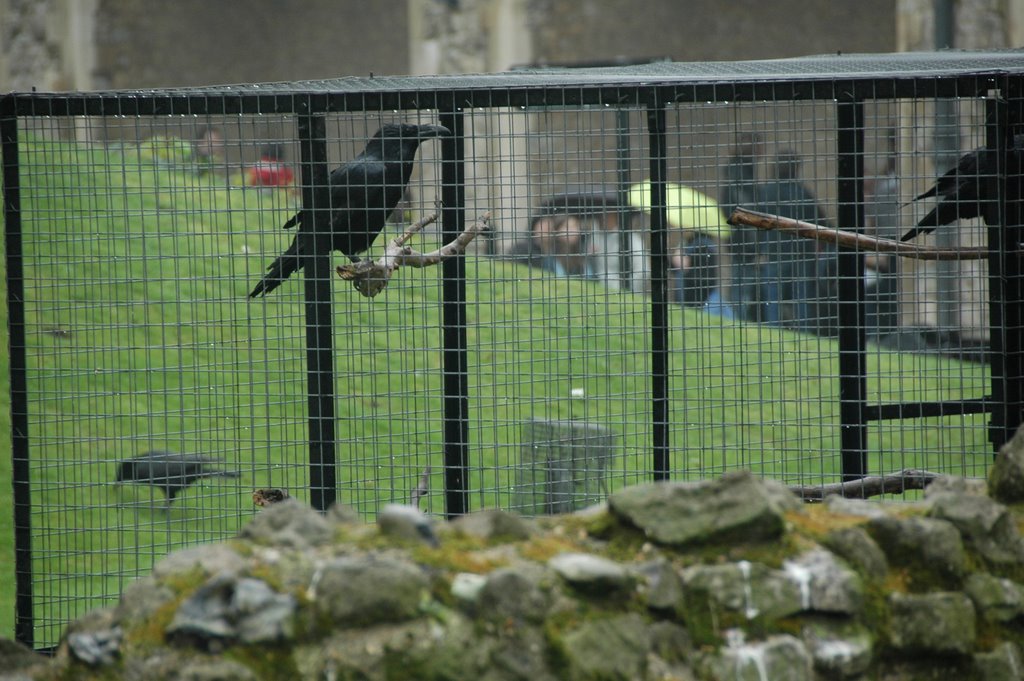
[616,108,634,291]
[297,110,337,512]
[2,96,34,648]
[987,85,1024,448]
[1006,81,1024,443]
[646,98,671,480]
[439,108,470,518]
[835,96,868,480]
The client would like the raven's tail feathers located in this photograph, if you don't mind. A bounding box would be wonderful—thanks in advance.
[900,226,929,242]
[900,207,942,241]
[248,236,301,298]
[912,186,939,203]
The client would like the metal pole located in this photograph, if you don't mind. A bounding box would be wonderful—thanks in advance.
[616,108,634,291]
[986,85,1024,448]
[297,111,337,512]
[646,97,671,481]
[2,95,35,648]
[836,96,868,480]
[933,0,960,329]
[439,108,470,518]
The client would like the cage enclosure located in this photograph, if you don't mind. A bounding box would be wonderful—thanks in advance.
[3,50,1024,648]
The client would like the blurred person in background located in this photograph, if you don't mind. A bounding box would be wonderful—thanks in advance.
[754,149,829,329]
[193,125,226,177]
[247,142,296,191]
[720,132,766,320]
[670,227,720,309]
[863,152,901,336]
[506,192,648,293]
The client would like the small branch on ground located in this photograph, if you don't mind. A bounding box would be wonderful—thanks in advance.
[729,207,989,261]
[337,211,491,297]
[410,466,431,508]
[789,468,943,502]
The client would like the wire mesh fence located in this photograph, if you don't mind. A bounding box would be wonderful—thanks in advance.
[3,51,1023,648]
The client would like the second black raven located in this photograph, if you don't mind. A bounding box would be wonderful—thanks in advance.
[114,450,239,504]
[248,123,451,297]
[901,134,1023,241]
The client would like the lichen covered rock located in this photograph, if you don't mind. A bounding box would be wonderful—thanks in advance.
[989,424,1024,503]
[699,634,814,681]
[964,572,1024,622]
[559,613,651,680]
[927,491,1024,564]
[866,514,967,583]
[238,497,333,549]
[14,469,1024,680]
[888,591,976,655]
[313,554,429,627]
[608,470,799,547]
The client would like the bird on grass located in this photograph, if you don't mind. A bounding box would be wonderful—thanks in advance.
[248,123,451,298]
[252,487,290,507]
[114,450,239,505]
[901,134,1024,242]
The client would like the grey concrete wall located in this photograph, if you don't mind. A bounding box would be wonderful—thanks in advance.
[90,0,409,89]
[0,0,409,92]
[2,0,903,94]
[7,1,1024,94]
[527,0,895,64]
[0,0,90,92]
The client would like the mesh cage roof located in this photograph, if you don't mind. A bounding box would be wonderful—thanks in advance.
[9,49,1024,98]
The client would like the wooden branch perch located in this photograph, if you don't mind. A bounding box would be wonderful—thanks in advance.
[729,207,990,261]
[337,211,491,297]
[788,468,942,502]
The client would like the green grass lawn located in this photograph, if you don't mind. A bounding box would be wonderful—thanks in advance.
[0,134,994,645]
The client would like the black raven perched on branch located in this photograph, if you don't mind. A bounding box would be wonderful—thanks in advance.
[248,123,451,298]
[114,450,239,504]
[901,134,1024,242]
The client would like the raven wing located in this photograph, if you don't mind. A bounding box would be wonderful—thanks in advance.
[901,148,996,240]
[323,156,397,260]
[912,148,982,202]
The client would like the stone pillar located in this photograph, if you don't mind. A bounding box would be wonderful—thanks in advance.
[516,419,615,515]
[408,0,536,251]
[895,0,1021,336]
[0,0,97,92]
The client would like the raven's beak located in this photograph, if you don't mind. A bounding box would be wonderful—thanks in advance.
[419,125,452,139]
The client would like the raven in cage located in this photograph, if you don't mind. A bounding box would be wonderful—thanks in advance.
[114,450,239,505]
[901,134,1023,242]
[248,123,451,297]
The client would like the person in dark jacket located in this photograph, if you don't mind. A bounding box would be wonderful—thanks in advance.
[863,154,901,335]
[752,150,830,329]
[720,132,765,319]
[672,230,720,309]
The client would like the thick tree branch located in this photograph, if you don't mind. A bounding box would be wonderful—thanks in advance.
[729,207,989,261]
[789,468,942,502]
[337,212,491,297]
